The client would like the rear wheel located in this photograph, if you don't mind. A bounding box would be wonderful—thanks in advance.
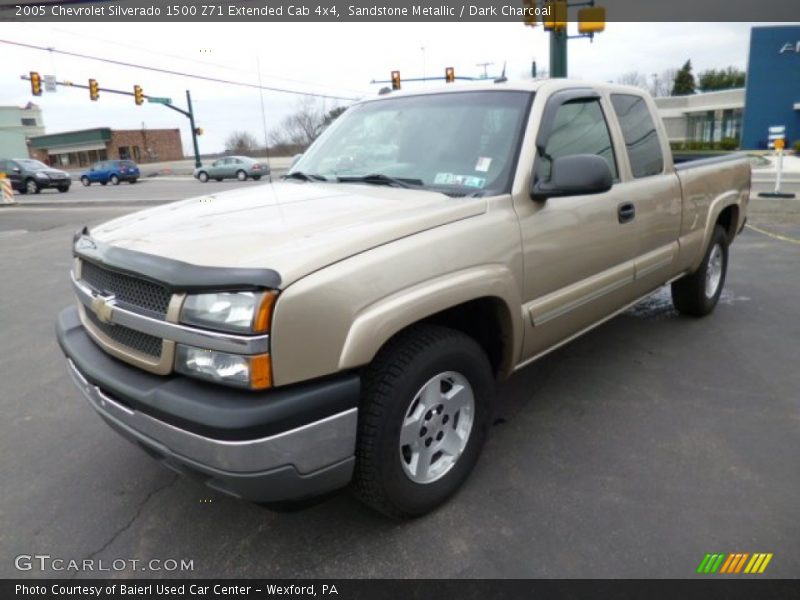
[215,178,223,182]
[236,170,247,181]
[253,175,262,181]
[110,174,120,185]
[81,177,90,187]
[353,324,493,518]
[672,225,729,317]
[57,186,69,193]
[100,181,107,186]
[129,178,137,184]
[197,172,209,183]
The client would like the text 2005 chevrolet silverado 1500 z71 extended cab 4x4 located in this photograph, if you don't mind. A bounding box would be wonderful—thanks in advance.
[57,80,750,518]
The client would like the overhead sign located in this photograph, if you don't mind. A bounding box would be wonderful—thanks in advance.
[778,41,800,54]
[44,75,57,93]
[148,97,172,105]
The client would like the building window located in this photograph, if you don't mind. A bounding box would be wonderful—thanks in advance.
[21,117,37,127]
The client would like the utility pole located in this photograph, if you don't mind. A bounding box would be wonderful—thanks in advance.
[540,1,606,79]
[476,62,494,79]
[549,30,568,78]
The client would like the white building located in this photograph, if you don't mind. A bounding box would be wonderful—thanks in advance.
[0,103,45,158]
[654,89,745,145]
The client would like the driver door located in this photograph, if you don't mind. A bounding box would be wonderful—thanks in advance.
[516,91,639,361]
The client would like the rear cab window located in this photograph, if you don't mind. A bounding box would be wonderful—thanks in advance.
[610,94,664,178]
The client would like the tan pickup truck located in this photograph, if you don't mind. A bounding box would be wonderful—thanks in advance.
[57,80,750,518]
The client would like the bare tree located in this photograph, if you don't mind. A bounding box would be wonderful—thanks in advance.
[616,71,650,90]
[269,98,348,153]
[224,131,260,155]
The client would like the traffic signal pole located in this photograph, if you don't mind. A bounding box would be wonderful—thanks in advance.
[549,29,568,77]
[20,74,203,168]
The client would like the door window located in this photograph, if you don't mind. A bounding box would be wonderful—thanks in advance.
[610,94,664,178]
[541,99,618,182]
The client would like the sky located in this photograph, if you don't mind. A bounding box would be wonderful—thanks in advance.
[0,22,767,154]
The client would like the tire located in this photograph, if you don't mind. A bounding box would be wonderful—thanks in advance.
[81,177,90,187]
[100,181,107,186]
[215,178,223,182]
[58,186,69,193]
[197,171,209,183]
[236,170,247,181]
[353,324,494,518]
[252,175,261,181]
[25,179,40,194]
[671,225,729,317]
[110,175,120,185]
[129,178,137,184]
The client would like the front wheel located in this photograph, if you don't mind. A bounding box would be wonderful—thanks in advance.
[110,175,120,185]
[57,186,69,193]
[672,225,729,317]
[25,179,40,194]
[197,171,209,183]
[129,178,137,184]
[81,177,90,187]
[353,324,493,518]
[236,170,247,181]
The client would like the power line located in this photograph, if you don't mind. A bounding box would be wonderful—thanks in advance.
[0,38,360,102]
[37,25,365,95]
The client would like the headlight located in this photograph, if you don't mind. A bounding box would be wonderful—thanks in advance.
[181,291,276,334]
[175,345,272,389]
[35,171,50,179]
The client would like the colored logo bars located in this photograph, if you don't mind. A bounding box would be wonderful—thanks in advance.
[697,552,774,574]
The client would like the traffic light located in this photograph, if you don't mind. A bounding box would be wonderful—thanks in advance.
[522,0,538,26]
[578,6,606,34]
[543,1,567,31]
[445,67,455,83]
[30,71,42,96]
[88,78,99,101]
[134,85,144,105]
[391,70,401,91]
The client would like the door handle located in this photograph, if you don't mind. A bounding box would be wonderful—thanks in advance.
[618,202,636,224]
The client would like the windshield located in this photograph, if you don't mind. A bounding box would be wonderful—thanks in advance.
[291,91,532,195]
[18,159,49,170]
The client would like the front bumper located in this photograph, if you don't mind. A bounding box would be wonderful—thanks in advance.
[56,305,359,502]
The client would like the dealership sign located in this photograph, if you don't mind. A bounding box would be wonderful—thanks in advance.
[779,41,800,53]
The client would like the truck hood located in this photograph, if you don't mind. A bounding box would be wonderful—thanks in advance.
[89,182,487,288]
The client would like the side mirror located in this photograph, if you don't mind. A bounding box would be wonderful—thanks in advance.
[531,154,613,200]
[290,153,303,169]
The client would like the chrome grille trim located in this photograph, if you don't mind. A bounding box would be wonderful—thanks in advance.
[72,271,270,355]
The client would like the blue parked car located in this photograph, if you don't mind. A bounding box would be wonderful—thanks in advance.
[80,160,140,186]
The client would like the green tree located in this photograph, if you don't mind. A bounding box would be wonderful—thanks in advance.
[671,60,696,96]
[698,67,746,92]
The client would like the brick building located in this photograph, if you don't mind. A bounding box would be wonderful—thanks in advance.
[28,127,183,168]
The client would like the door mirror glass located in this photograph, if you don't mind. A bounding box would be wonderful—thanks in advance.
[531,154,613,200]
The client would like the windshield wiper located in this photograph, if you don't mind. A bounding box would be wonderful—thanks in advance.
[283,171,328,182]
[336,174,423,189]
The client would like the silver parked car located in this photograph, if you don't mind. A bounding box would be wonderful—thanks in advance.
[193,156,270,182]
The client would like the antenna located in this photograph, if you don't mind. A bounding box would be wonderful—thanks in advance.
[494,61,507,84]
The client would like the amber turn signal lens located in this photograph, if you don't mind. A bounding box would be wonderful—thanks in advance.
[250,354,272,390]
[253,291,278,333]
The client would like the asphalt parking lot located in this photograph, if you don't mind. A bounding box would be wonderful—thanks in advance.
[0,191,798,579]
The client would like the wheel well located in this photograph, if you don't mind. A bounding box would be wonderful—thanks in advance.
[419,297,513,379]
[717,205,739,241]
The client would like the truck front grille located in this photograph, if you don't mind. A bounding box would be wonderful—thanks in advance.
[81,260,171,319]
[85,309,163,359]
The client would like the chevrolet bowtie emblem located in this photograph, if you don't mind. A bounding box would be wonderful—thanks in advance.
[91,294,116,324]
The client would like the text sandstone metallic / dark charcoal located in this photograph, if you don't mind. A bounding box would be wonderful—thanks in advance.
[85,308,163,359]
[81,259,171,318]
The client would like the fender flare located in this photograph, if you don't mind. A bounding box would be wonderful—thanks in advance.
[337,265,523,376]
[688,190,743,273]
